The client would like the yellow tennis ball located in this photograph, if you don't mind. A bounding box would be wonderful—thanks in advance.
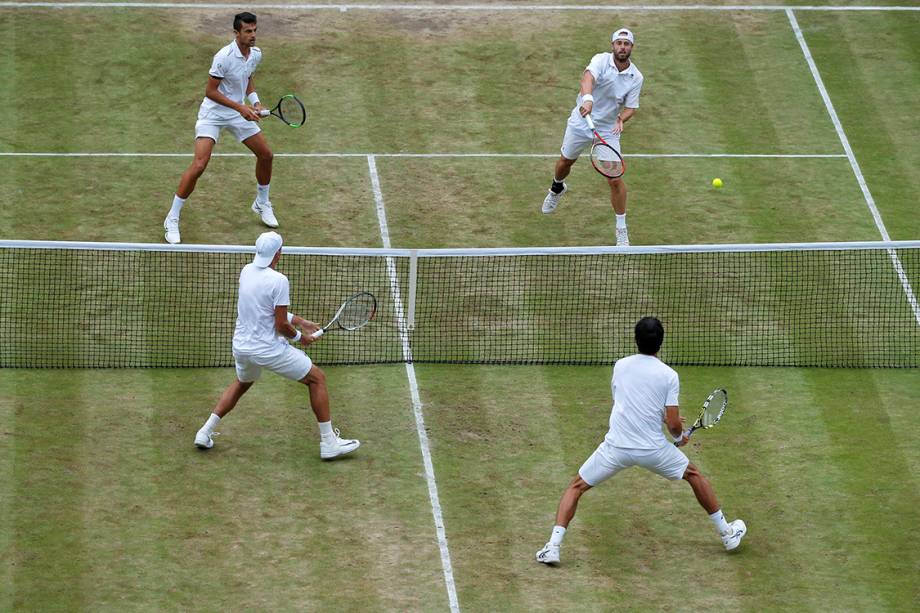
[712,178,723,188]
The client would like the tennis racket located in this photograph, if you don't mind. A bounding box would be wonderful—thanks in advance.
[259,94,307,127]
[310,292,377,339]
[675,388,727,446]
[584,114,626,179]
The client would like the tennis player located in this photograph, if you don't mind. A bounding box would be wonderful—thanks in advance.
[541,27,644,247]
[536,317,745,565]
[164,12,279,244]
[194,231,360,460]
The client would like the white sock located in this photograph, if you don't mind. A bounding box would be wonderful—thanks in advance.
[169,195,186,219]
[257,183,270,204]
[202,413,220,434]
[318,421,334,438]
[616,214,627,230]
[709,509,731,535]
[549,525,566,546]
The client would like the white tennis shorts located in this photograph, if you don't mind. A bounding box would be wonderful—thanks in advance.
[578,442,690,485]
[195,112,261,143]
[233,344,313,383]
[560,115,622,161]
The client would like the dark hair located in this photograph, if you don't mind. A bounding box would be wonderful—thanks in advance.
[634,317,664,355]
[233,12,257,32]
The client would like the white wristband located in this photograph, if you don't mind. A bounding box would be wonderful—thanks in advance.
[247,92,260,105]
[581,94,594,103]
[292,330,302,342]
[287,312,295,324]
[672,431,684,443]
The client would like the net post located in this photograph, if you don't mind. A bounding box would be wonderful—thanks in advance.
[408,250,418,330]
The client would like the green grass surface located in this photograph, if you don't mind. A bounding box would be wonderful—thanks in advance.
[1,3,919,612]
[2,367,918,610]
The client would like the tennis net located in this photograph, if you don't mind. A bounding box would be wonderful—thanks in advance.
[1,240,918,368]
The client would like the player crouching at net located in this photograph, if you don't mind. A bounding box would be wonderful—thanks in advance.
[164,12,279,245]
[536,317,745,565]
[541,28,643,247]
[194,232,360,460]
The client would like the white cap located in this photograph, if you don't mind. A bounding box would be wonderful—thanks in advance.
[253,231,283,268]
[612,28,634,44]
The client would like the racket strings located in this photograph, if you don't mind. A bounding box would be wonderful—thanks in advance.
[339,295,376,330]
[590,143,624,178]
[278,97,305,126]
[702,391,727,427]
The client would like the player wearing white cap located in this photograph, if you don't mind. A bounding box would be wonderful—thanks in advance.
[541,27,644,246]
[194,231,360,460]
[164,12,280,245]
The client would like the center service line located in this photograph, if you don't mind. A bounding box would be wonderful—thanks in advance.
[366,154,461,613]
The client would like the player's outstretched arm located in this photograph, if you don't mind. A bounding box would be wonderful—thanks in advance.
[579,70,596,116]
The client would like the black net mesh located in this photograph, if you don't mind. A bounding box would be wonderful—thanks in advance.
[1,243,917,368]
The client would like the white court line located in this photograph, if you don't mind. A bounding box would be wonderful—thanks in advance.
[1,3,919,11]
[787,8,920,326]
[0,151,847,159]
[367,154,460,613]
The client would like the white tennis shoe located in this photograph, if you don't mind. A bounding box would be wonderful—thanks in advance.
[721,519,747,551]
[536,543,560,565]
[194,429,217,449]
[252,199,279,228]
[616,227,630,247]
[541,184,567,214]
[320,429,360,460]
[164,216,181,244]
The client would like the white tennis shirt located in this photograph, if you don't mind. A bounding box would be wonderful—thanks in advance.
[604,353,680,449]
[232,263,290,356]
[570,53,643,130]
[199,40,262,121]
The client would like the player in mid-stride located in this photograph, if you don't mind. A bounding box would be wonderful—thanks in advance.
[194,231,360,460]
[164,12,278,244]
[536,317,746,565]
[541,27,644,247]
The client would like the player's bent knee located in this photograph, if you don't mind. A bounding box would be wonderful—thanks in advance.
[570,475,593,493]
[304,364,326,386]
[683,462,701,481]
[191,159,210,175]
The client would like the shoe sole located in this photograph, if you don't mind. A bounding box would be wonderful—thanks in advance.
[320,440,361,460]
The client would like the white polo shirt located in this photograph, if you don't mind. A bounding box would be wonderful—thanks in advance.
[604,353,680,450]
[199,40,262,121]
[570,53,643,129]
[232,263,290,356]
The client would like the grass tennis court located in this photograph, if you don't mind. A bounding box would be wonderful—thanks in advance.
[2,2,919,611]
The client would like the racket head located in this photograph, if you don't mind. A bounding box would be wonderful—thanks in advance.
[273,94,307,127]
[590,141,626,179]
[337,292,377,331]
[698,388,727,428]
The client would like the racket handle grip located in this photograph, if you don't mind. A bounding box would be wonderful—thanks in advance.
[259,109,270,117]
[310,328,325,339]
[585,114,596,131]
